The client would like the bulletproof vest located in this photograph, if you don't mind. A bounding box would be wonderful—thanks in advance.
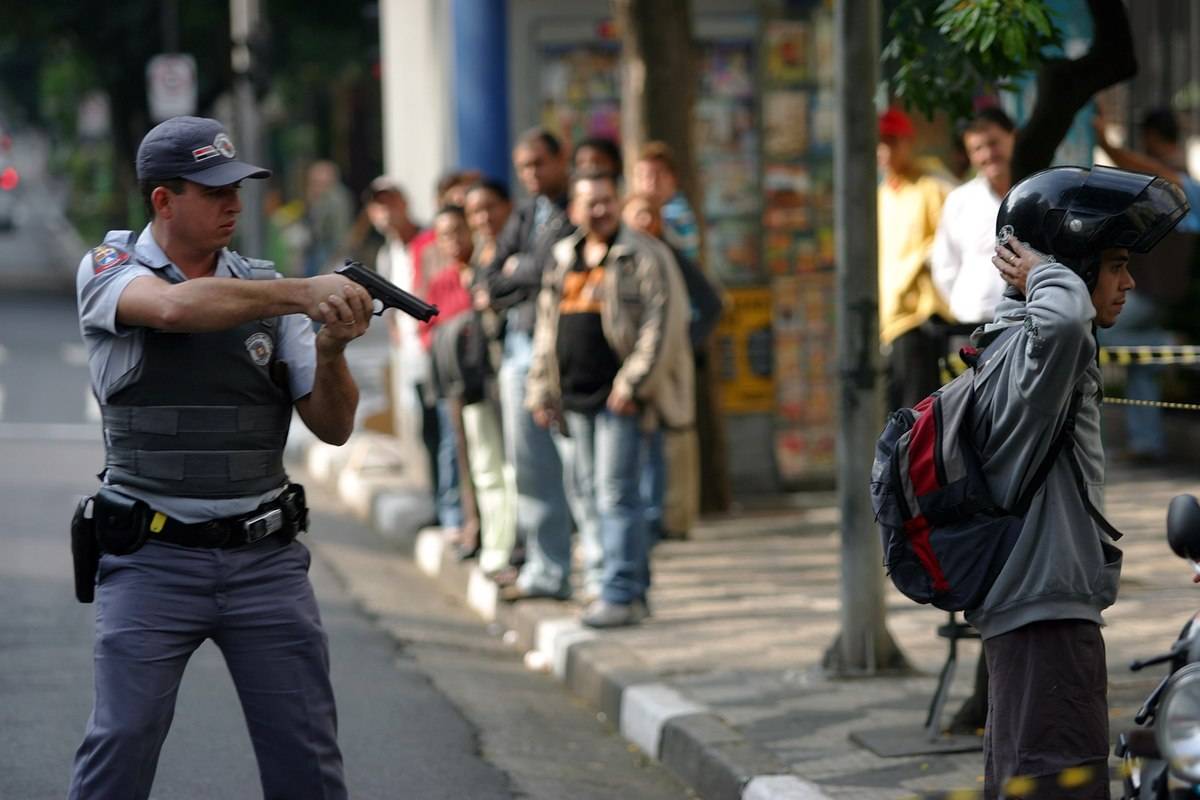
[98,231,293,499]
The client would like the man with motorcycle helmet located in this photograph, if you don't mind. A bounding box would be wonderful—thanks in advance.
[973,164,1188,798]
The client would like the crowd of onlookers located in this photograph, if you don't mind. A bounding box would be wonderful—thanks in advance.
[305,102,1200,631]
[361,131,722,629]
[877,102,1200,462]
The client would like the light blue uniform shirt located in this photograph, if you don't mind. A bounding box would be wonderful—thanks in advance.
[76,224,317,522]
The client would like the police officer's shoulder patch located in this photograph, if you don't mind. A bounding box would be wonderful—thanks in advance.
[91,245,131,275]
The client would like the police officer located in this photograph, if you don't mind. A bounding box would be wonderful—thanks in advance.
[70,116,371,800]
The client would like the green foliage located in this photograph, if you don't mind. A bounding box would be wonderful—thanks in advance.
[882,0,1063,120]
[0,0,382,232]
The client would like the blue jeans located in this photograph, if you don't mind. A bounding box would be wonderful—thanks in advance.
[435,399,462,529]
[564,408,650,605]
[499,328,572,596]
[640,428,665,546]
[552,431,602,596]
[1098,293,1167,458]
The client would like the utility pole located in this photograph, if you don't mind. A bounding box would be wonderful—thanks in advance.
[824,0,907,676]
[231,0,265,258]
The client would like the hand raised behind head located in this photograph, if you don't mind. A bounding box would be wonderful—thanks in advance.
[992,236,1051,296]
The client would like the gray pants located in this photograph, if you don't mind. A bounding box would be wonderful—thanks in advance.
[68,537,345,800]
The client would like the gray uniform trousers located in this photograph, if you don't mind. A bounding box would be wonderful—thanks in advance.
[68,536,346,800]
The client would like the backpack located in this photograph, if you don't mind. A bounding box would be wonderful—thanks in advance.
[870,325,1087,612]
[431,311,492,405]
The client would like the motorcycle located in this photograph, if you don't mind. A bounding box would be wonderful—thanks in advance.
[1117,494,1200,798]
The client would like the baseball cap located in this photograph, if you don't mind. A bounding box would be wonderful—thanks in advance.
[136,116,271,186]
[365,175,405,197]
[879,107,915,139]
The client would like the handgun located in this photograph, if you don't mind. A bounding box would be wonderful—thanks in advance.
[336,260,440,322]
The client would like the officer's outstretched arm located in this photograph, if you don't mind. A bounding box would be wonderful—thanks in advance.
[116,273,355,332]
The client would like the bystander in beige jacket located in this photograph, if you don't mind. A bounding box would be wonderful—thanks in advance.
[526,225,694,430]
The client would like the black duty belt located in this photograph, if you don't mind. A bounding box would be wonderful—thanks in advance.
[149,484,309,550]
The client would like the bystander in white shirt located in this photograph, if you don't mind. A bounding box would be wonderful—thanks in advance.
[932,174,1008,325]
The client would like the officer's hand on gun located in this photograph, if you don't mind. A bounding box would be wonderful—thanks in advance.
[305,276,373,355]
[303,274,364,320]
[300,263,440,356]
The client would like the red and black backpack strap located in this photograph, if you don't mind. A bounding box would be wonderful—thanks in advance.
[1059,392,1124,540]
[961,324,1021,371]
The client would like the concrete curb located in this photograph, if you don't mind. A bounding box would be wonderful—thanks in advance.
[407,526,833,800]
[300,428,833,800]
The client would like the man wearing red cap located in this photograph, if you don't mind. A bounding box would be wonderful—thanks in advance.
[877,106,953,410]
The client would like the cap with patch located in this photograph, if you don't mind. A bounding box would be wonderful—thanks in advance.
[136,116,271,186]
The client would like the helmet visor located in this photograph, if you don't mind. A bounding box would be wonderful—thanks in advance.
[1068,166,1190,254]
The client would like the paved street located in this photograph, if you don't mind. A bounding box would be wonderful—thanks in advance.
[0,292,687,800]
[8,288,1200,800]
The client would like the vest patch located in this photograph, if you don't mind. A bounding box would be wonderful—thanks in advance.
[244,332,273,366]
[91,245,130,274]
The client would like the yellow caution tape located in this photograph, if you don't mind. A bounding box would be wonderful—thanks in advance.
[1104,396,1200,411]
[897,761,1129,798]
[1002,773,1037,796]
[1099,345,1200,365]
[935,345,1200,410]
[1056,765,1093,789]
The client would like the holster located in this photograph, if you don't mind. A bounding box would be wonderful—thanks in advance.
[279,482,309,537]
[93,487,151,556]
[70,496,99,604]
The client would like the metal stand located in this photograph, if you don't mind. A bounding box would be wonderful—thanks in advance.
[924,611,980,740]
[849,611,984,758]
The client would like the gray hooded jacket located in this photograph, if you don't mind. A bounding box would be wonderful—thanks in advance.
[963,260,1122,640]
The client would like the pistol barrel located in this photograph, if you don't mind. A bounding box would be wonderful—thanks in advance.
[336,261,440,322]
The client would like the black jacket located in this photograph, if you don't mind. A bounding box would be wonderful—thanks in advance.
[479,194,574,334]
[667,246,724,350]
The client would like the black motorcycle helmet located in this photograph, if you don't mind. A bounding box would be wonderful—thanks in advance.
[995,164,1189,289]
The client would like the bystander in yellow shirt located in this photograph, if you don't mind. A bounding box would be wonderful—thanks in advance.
[878,172,953,345]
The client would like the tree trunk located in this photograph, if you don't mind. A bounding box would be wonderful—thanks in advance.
[614,0,730,513]
[1011,0,1137,181]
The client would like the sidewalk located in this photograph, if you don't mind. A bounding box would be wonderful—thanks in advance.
[302,429,1199,800]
